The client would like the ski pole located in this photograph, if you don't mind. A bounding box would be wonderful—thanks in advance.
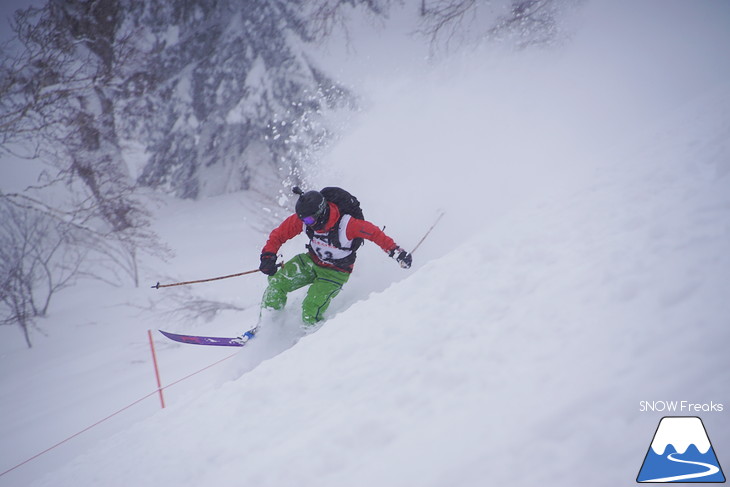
[411,211,445,254]
[151,263,282,289]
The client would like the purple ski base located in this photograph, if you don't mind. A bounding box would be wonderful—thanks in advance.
[159,330,252,347]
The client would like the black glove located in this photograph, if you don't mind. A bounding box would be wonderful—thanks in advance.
[389,247,412,269]
[259,252,278,276]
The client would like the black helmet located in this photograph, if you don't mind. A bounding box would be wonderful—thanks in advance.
[295,190,328,228]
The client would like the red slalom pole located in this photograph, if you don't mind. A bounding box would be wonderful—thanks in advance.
[147,330,166,409]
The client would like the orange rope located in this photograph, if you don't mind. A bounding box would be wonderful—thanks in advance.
[0,349,241,478]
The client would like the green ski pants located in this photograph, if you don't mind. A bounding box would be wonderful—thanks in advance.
[262,253,350,325]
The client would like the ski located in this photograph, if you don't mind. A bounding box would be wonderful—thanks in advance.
[159,329,256,347]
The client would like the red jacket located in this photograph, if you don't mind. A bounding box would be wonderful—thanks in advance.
[262,202,397,271]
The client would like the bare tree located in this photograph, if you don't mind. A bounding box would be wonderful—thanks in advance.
[418,0,577,54]
[1,1,135,231]
[0,201,85,347]
[419,0,479,52]
[0,0,168,288]
[304,0,392,41]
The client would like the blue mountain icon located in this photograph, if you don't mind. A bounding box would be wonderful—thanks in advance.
[638,417,725,483]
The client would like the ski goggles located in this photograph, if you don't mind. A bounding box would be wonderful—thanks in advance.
[298,198,327,226]
[301,215,317,226]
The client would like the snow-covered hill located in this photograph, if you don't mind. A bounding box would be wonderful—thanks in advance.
[1,1,729,486]
[26,82,730,485]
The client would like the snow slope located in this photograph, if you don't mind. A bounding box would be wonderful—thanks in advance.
[26,81,730,485]
[1,1,729,486]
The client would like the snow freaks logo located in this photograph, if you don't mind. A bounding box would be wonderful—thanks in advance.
[637,417,726,483]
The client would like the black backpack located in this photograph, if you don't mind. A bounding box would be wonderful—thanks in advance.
[320,187,364,220]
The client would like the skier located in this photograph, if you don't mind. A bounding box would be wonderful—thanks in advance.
[254,187,412,331]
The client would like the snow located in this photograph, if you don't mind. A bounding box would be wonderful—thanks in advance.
[227,56,268,124]
[2,1,730,486]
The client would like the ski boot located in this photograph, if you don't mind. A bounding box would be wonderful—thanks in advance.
[231,327,257,345]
